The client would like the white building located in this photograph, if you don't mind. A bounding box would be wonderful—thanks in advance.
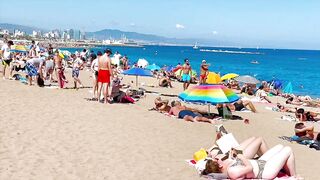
[14,30,25,37]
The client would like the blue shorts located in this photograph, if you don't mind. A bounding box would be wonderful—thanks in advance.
[26,63,38,76]
[72,68,80,78]
[182,74,191,82]
[178,110,197,119]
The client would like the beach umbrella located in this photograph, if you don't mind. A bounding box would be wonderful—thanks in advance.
[137,58,149,68]
[10,45,28,52]
[122,68,153,86]
[206,72,221,84]
[178,84,239,113]
[221,73,239,81]
[282,82,293,94]
[163,65,175,72]
[146,63,161,71]
[234,75,260,84]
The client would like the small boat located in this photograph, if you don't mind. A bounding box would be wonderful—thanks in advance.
[250,60,259,64]
[193,42,199,49]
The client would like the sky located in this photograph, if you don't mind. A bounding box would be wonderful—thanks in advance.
[0,0,320,49]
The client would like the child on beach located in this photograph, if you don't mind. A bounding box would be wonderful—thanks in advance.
[72,54,84,89]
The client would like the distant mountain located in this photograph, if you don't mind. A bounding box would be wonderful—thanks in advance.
[0,23,47,34]
[0,23,227,46]
[86,29,227,46]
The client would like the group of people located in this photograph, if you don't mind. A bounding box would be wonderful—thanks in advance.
[0,39,136,104]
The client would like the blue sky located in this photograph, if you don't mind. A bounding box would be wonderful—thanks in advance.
[0,0,319,49]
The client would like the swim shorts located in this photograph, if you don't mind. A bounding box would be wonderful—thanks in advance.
[178,110,197,119]
[2,59,12,66]
[97,69,110,83]
[72,68,80,78]
[182,74,191,82]
[26,63,38,76]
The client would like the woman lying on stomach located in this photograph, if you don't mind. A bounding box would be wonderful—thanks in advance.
[202,144,296,179]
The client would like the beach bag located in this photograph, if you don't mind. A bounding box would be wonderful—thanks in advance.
[121,95,135,103]
[193,149,208,162]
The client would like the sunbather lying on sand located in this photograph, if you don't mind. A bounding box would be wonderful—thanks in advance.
[286,96,320,108]
[169,101,216,124]
[295,108,320,121]
[153,97,171,113]
[201,144,297,179]
[273,103,296,113]
[227,99,257,113]
[294,122,319,140]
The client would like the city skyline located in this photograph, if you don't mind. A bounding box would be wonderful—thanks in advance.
[1,0,320,49]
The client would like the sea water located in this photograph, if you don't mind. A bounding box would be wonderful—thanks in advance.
[62,45,320,98]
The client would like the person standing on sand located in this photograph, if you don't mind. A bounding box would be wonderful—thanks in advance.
[91,51,102,100]
[72,53,84,89]
[1,40,14,80]
[199,59,209,84]
[180,58,192,90]
[97,49,113,104]
[54,50,68,88]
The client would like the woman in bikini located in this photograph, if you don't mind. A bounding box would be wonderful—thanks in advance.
[202,144,296,179]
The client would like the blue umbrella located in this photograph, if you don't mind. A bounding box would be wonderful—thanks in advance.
[122,68,153,86]
[283,82,293,94]
[163,65,175,72]
[146,64,161,71]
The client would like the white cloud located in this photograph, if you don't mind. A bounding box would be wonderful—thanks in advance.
[176,24,185,29]
[212,31,218,35]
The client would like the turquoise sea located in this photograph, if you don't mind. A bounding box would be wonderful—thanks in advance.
[62,45,320,98]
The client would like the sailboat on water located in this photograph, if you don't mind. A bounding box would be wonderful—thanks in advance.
[193,42,199,49]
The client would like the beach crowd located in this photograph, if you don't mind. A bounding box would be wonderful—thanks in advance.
[1,39,320,179]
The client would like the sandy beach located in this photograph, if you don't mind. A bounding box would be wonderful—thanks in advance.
[0,69,320,180]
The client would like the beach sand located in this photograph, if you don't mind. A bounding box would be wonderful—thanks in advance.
[0,69,320,179]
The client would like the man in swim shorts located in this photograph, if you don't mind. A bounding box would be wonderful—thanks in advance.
[97,49,113,104]
[180,58,192,90]
[169,101,215,123]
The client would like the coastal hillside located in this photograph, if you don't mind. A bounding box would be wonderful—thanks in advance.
[0,23,46,34]
[0,23,226,46]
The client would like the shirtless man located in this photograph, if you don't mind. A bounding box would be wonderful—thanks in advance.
[54,50,67,88]
[169,101,215,123]
[97,49,113,104]
[180,58,192,90]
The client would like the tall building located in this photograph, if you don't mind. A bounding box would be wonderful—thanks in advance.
[74,30,81,40]
[80,31,86,40]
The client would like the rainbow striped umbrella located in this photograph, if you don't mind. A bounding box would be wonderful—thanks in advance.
[178,84,239,112]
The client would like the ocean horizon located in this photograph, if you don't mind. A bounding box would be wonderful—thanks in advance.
[62,45,320,98]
